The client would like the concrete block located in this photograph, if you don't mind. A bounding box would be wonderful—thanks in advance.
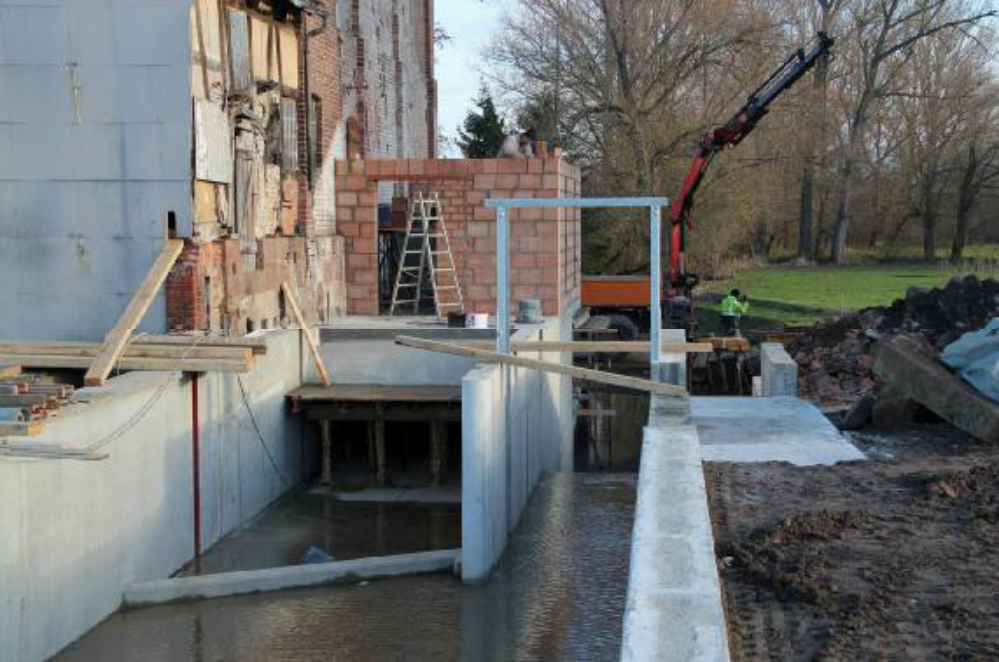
[761,343,798,396]
[621,420,731,662]
[123,550,461,607]
[874,335,999,442]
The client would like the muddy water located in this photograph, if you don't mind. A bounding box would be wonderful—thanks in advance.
[57,473,636,661]
[182,488,462,576]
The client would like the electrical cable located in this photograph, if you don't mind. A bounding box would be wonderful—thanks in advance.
[236,373,291,486]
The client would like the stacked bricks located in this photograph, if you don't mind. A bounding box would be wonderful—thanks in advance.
[335,156,583,317]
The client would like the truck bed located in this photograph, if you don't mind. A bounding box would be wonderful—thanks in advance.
[581,276,652,308]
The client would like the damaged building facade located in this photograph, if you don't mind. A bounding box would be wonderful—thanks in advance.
[0,0,437,340]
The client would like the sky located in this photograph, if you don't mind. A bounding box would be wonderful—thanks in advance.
[435,0,513,156]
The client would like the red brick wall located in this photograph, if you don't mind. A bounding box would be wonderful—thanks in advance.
[336,156,582,316]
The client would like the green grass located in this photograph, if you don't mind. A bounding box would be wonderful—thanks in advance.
[697,260,999,332]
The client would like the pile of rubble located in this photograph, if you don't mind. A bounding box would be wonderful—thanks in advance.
[790,275,999,411]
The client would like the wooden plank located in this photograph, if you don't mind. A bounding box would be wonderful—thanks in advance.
[0,394,54,408]
[281,282,332,386]
[395,336,687,398]
[0,342,250,361]
[2,355,249,374]
[0,364,21,380]
[702,337,752,352]
[134,335,268,355]
[289,385,461,403]
[84,239,185,387]
[461,340,714,354]
[0,422,43,437]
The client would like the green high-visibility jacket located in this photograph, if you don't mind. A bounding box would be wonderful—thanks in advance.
[720,295,749,316]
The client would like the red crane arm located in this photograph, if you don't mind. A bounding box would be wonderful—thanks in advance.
[667,32,835,292]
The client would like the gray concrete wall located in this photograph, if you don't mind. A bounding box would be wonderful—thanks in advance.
[461,313,576,582]
[0,330,305,661]
[620,397,731,662]
[0,0,193,341]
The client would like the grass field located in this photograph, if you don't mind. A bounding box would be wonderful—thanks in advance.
[697,258,999,332]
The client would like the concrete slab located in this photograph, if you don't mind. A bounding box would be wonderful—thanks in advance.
[692,396,865,466]
[123,549,461,607]
[311,485,461,505]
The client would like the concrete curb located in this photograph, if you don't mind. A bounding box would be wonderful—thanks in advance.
[123,549,461,608]
[620,409,731,662]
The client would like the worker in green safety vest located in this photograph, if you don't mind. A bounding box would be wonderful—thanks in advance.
[720,289,749,337]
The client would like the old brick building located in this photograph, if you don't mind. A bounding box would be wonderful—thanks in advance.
[0,0,583,342]
[166,0,439,334]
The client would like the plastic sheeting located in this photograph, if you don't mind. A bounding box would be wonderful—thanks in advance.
[942,319,999,403]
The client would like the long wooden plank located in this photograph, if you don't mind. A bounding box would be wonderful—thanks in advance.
[85,239,185,386]
[1,355,250,374]
[281,282,332,386]
[289,385,462,403]
[0,394,54,407]
[133,335,268,355]
[0,364,21,380]
[461,340,714,354]
[702,337,752,352]
[395,336,687,398]
[0,342,250,361]
[0,422,43,437]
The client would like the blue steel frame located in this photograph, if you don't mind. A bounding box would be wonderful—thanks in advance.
[484,197,670,371]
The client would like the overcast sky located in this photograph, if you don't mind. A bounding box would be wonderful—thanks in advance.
[435,0,512,156]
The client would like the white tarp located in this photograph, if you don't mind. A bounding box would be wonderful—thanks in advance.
[942,318,999,403]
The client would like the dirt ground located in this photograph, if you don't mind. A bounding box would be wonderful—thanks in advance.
[707,423,999,660]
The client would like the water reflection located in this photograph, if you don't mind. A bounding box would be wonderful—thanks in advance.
[57,473,635,662]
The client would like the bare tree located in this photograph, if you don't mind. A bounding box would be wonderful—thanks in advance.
[828,0,997,264]
[797,0,843,262]
[951,85,999,261]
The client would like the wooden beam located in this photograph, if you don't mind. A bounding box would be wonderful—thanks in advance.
[0,422,43,437]
[281,282,332,386]
[702,337,753,352]
[0,355,250,374]
[461,340,714,354]
[0,342,251,361]
[0,394,55,408]
[0,364,21,380]
[133,335,268,355]
[395,336,687,398]
[288,384,461,403]
[84,239,185,386]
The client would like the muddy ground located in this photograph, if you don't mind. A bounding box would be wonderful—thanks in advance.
[707,424,999,660]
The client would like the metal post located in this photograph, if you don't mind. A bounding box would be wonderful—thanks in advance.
[650,205,662,374]
[496,205,510,354]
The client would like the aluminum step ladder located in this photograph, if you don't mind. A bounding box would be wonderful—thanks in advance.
[389,193,465,317]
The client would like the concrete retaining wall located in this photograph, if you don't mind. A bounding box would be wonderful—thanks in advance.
[0,330,307,661]
[460,313,575,582]
[620,396,731,662]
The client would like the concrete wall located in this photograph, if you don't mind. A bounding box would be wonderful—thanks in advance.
[461,312,576,582]
[0,0,193,341]
[620,396,731,662]
[0,330,307,661]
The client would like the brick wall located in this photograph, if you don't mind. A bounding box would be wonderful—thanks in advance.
[336,156,582,316]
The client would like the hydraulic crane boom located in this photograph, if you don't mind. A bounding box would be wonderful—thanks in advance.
[667,32,835,310]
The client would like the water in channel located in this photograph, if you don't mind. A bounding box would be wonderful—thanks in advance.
[56,472,636,661]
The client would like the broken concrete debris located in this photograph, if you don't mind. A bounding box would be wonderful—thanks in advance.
[873,335,999,443]
[789,276,999,442]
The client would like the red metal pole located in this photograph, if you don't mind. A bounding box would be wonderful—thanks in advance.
[191,373,202,558]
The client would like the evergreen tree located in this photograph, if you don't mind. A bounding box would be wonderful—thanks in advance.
[457,88,507,158]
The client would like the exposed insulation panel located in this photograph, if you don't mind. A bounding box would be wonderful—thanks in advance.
[190,0,225,100]
[194,99,233,184]
[228,9,252,93]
